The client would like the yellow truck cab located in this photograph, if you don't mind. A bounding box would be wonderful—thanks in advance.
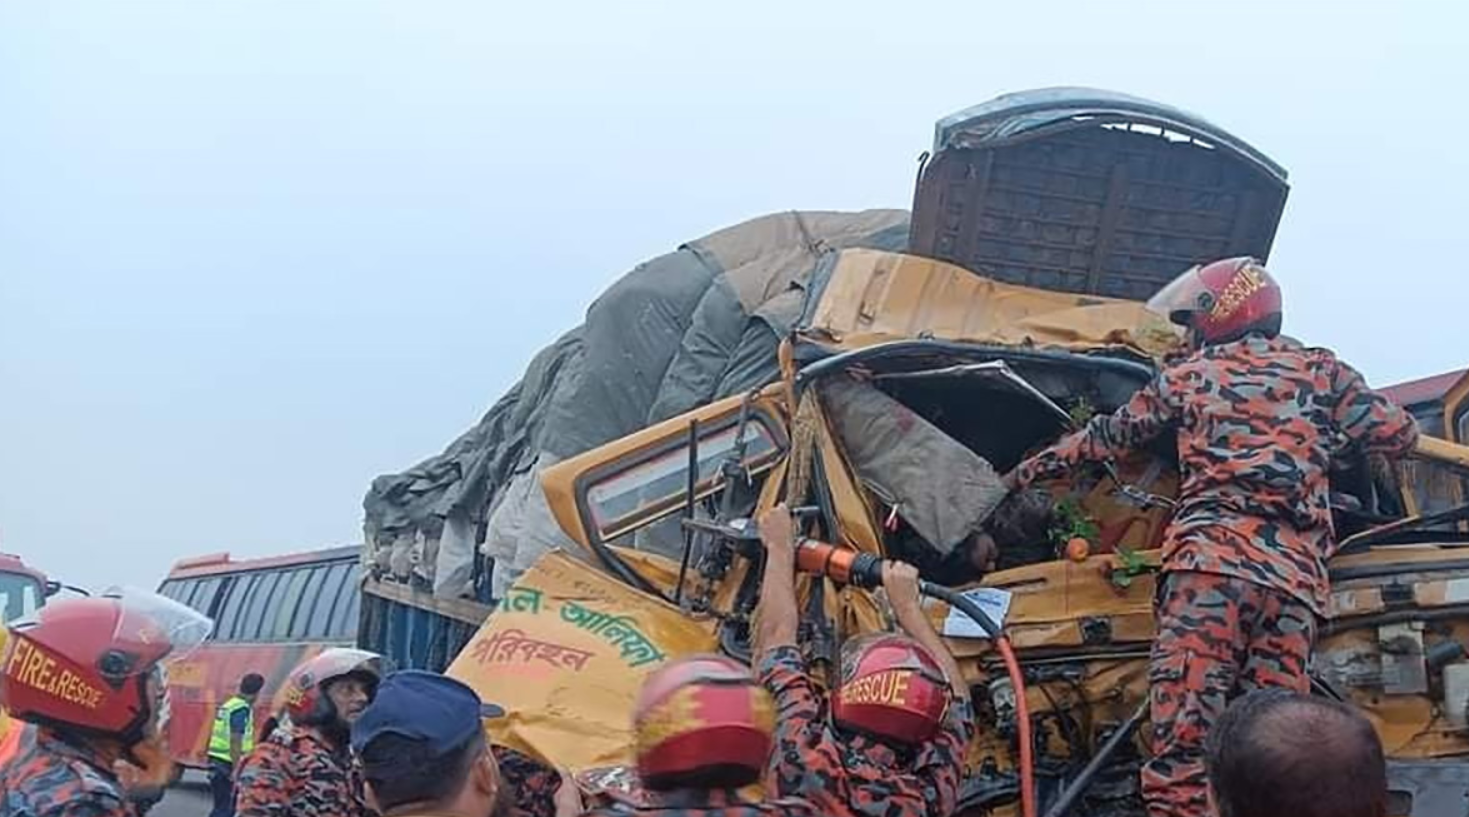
[441,89,1469,817]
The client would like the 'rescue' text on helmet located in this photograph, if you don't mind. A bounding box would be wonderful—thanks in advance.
[5,639,104,710]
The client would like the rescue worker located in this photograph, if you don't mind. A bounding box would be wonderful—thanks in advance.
[235,648,382,817]
[350,670,510,817]
[752,503,974,817]
[496,747,561,817]
[1003,258,1420,817]
[566,654,816,817]
[0,589,212,817]
[208,672,265,817]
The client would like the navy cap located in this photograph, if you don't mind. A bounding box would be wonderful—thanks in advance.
[350,670,506,757]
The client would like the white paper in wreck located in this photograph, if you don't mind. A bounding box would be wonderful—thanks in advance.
[941,587,1014,638]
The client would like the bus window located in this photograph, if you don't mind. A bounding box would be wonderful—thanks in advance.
[190,577,226,617]
[157,580,185,603]
[225,574,264,640]
[238,572,281,641]
[213,576,250,642]
[303,563,349,639]
[289,566,337,640]
[284,567,323,640]
[329,572,361,640]
[268,569,312,641]
[169,579,198,607]
[251,571,293,641]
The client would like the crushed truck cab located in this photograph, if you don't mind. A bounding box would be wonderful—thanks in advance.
[432,88,1469,817]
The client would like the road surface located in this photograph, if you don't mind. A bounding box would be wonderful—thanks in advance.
[151,776,210,817]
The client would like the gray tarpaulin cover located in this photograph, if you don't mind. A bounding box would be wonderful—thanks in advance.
[363,210,910,598]
[821,375,1005,555]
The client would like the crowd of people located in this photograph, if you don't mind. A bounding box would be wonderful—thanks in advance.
[0,256,1420,817]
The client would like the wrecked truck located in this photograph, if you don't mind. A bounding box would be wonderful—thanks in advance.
[414,88,1469,817]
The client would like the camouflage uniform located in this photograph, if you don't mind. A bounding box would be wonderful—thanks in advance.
[1015,334,1419,817]
[757,645,974,817]
[234,726,370,817]
[0,726,133,817]
[579,788,816,817]
[495,746,559,817]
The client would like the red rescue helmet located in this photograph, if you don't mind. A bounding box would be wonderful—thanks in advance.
[1,588,211,748]
[282,648,383,727]
[833,633,950,745]
[632,655,774,791]
[1146,257,1283,347]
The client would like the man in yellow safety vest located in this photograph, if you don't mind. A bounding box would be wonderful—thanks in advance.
[209,672,265,817]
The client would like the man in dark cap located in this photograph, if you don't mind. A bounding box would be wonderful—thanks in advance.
[350,670,514,817]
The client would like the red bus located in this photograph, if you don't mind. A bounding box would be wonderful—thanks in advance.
[155,545,361,769]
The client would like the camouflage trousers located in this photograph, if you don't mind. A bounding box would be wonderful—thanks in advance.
[1140,571,1317,817]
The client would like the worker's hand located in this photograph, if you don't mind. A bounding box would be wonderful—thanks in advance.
[553,768,584,817]
[758,503,796,557]
[882,561,923,616]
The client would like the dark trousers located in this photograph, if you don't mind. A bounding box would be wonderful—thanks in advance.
[208,759,236,817]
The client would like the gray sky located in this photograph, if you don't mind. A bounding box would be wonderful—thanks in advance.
[2,1,1465,591]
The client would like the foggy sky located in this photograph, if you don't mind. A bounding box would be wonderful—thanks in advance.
[2,0,1465,590]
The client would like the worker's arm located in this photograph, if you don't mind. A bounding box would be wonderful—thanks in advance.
[1330,357,1420,458]
[551,768,584,817]
[752,505,847,805]
[884,562,970,703]
[885,562,976,817]
[754,503,800,658]
[1010,373,1177,488]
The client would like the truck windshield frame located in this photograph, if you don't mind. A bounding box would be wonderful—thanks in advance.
[574,406,787,548]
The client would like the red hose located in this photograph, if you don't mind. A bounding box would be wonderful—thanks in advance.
[996,637,1035,817]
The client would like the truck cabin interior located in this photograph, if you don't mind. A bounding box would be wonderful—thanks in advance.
[801,341,1414,586]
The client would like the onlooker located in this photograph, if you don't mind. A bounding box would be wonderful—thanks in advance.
[351,670,509,817]
[209,672,266,817]
[1206,689,1387,817]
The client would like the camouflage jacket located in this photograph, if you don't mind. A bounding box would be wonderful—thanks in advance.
[235,726,370,817]
[1015,334,1419,614]
[580,788,815,817]
[0,726,133,817]
[495,746,559,817]
[758,646,974,817]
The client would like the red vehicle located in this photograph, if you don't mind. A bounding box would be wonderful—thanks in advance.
[0,552,49,625]
[0,552,71,763]
[155,545,361,769]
